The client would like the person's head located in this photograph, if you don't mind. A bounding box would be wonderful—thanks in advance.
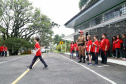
[71,41,74,44]
[34,37,39,42]
[4,45,6,47]
[112,36,116,40]
[102,33,106,39]
[116,35,120,39]
[94,35,98,40]
[87,35,91,41]
[79,31,83,36]
[122,34,126,39]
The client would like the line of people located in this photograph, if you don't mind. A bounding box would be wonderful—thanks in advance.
[0,45,8,57]
[70,31,126,66]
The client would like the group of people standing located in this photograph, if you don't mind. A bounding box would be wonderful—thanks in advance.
[112,34,126,59]
[0,45,8,57]
[70,31,126,65]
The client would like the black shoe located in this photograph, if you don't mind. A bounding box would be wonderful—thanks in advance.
[83,56,85,63]
[27,66,32,69]
[83,60,85,63]
[78,60,82,63]
[43,65,48,69]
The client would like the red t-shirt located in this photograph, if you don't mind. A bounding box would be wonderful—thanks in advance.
[4,47,7,51]
[101,39,106,51]
[92,40,99,53]
[35,43,41,56]
[115,39,123,48]
[106,39,110,51]
[0,46,4,52]
[74,43,79,51]
[70,44,74,50]
[86,40,92,52]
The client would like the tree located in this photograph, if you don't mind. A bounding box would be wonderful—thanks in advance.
[79,0,96,10]
[79,0,88,10]
[54,34,65,45]
[0,0,59,55]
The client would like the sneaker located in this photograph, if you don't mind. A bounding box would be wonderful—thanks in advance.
[27,66,32,69]
[87,63,92,65]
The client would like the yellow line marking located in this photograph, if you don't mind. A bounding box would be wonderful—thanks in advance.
[11,54,45,84]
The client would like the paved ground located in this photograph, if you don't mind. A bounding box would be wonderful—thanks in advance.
[0,53,126,84]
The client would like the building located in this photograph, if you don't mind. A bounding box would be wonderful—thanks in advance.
[63,0,126,51]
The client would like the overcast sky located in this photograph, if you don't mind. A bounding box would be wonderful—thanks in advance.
[29,0,80,36]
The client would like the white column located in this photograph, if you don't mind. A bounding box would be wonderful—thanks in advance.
[65,40,66,53]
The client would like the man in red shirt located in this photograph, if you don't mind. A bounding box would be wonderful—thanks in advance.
[100,33,109,64]
[92,35,99,65]
[27,37,48,69]
[4,45,7,57]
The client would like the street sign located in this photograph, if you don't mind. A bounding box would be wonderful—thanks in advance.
[60,41,63,45]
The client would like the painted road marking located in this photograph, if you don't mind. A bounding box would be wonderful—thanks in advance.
[60,54,117,84]
[11,54,45,84]
[97,65,109,68]
[0,55,30,64]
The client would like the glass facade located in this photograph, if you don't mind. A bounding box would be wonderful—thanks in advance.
[75,2,126,32]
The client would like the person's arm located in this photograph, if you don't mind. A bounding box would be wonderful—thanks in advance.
[115,39,119,43]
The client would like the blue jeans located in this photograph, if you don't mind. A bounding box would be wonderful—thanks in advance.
[76,51,79,58]
[116,48,122,58]
[70,50,74,58]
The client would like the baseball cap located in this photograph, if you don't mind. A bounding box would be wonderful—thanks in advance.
[79,31,83,33]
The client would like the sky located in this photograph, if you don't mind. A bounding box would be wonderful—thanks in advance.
[29,0,80,36]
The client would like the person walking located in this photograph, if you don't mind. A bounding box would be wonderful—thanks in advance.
[78,31,86,63]
[115,35,123,58]
[27,37,48,69]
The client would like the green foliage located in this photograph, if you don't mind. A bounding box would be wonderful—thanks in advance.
[54,34,65,45]
[79,0,95,10]
[56,41,70,52]
[79,0,88,9]
[0,37,34,55]
[0,0,59,55]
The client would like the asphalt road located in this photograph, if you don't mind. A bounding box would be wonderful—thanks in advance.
[0,53,126,84]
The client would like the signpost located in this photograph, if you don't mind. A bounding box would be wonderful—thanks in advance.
[60,41,63,51]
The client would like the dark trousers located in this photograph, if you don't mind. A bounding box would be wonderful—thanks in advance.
[30,55,47,68]
[124,48,126,58]
[116,48,122,58]
[0,52,1,56]
[112,49,116,57]
[2,51,4,57]
[92,52,98,65]
[101,50,107,64]
[5,51,7,56]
